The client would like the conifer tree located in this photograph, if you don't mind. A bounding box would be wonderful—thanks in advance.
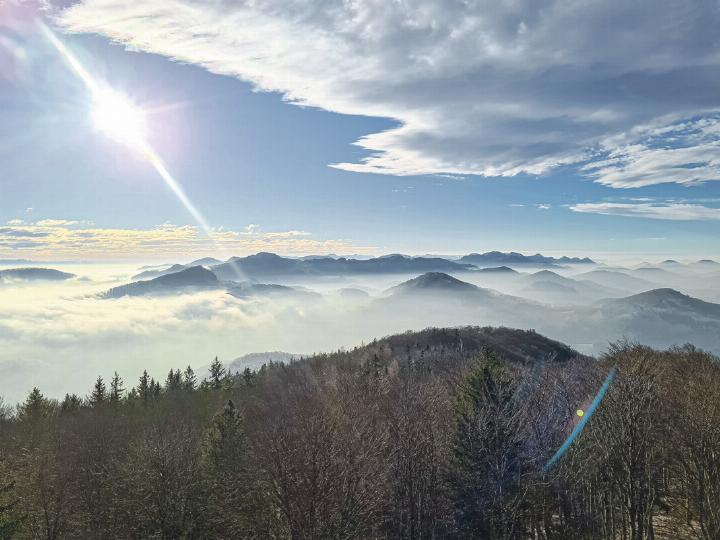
[206,400,250,535]
[165,369,182,392]
[138,370,151,406]
[109,372,124,404]
[16,387,52,422]
[183,366,197,391]
[60,393,82,413]
[449,352,527,538]
[208,357,226,390]
[88,376,107,407]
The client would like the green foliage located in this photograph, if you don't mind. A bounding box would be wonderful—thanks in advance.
[208,357,226,390]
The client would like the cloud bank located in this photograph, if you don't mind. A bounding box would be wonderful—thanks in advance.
[53,0,720,184]
[0,219,376,260]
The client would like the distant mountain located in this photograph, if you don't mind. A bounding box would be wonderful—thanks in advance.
[459,251,594,267]
[572,269,656,293]
[475,266,518,274]
[337,287,371,299]
[377,273,544,331]
[228,351,301,372]
[211,252,475,280]
[0,259,35,266]
[518,270,622,304]
[188,257,223,267]
[588,288,720,353]
[388,272,483,296]
[101,266,221,298]
[227,282,321,301]
[604,288,720,318]
[132,263,187,281]
[0,267,75,281]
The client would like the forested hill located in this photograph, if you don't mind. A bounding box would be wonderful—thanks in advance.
[1,327,718,539]
[344,326,581,365]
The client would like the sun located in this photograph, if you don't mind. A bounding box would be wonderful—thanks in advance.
[91,89,147,149]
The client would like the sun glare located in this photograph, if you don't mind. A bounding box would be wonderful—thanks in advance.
[91,89,147,148]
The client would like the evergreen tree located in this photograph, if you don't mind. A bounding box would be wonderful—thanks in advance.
[16,387,52,422]
[109,372,124,404]
[165,369,182,392]
[60,393,82,413]
[88,376,107,407]
[449,352,527,539]
[138,370,151,406]
[242,367,254,387]
[208,357,226,390]
[183,366,197,391]
[206,400,250,534]
[150,379,161,399]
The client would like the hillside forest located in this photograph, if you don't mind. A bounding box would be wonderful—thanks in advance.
[0,327,719,539]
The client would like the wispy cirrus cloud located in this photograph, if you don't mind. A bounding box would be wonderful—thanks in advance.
[52,0,720,182]
[569,202,720,221]
[584,117,720,188]
[0,219,376,260]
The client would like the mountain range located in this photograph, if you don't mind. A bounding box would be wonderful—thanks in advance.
[131,251,598,281]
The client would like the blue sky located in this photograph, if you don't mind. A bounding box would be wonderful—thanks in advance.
[3,1,720,261]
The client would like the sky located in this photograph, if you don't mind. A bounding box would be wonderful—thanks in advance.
[3,0,720,261]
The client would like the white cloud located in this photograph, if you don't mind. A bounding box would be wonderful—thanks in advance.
[35,219,80,226]
[0,220,376,260]
[569,202,720,221]
[53,0,720,181]
[584,117,720,188]
[537,204,551,210]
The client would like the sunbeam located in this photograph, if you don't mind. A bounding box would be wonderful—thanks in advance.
[40,22,242,278]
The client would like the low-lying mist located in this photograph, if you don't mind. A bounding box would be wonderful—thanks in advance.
[2,260,720,404]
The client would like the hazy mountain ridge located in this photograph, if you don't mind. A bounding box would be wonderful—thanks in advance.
[0,267,76,281]
[101,266,222,298]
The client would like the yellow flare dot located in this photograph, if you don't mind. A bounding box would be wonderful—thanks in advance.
[576,409,584,417]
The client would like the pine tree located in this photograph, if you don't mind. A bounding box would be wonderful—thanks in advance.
[207,400,244,466]
[208,357,226,390]
[60,393,82,413]
[16,387,52,422]
[242,367,254,387]
[206,400,250,534]
[165,369,182,392]
[150,379,161,399]
[88,376,107,407]
[109,372,124,404]
[449,351,526,538]
[138,370,151,406]
[183,366,197,391]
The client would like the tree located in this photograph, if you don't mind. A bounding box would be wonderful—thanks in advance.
[165,369,182,392]
[208,357,226,390]
[0,475,23,538]
[183,366,197,391]
[449,352,529,539]
[60,394,82,413]
[16,387,53,422]
[138,370,151,405]
[109,372,124,404]
[88,376,107,407]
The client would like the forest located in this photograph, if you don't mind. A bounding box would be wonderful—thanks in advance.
[0,326,719,539]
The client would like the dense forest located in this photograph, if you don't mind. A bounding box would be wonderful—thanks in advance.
[1,326,719,539]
